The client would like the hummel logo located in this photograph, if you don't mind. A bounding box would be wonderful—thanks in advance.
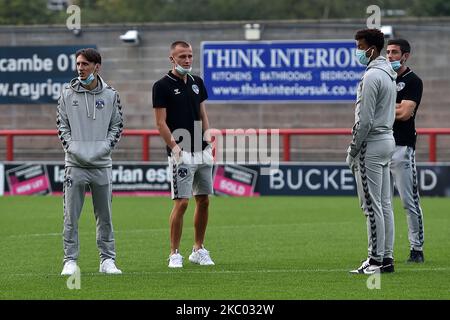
[72,100,79,107]
[174,89,181,95]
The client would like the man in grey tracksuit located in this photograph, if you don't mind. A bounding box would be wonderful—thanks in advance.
[347,29,397,274]
[57,48,124,276]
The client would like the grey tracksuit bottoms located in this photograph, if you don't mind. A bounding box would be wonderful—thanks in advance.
[63,166,116,263]
[354,139,395,262]
[390,145,425,251]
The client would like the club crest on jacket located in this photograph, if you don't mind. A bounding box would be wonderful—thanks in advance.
[95,99,105,109]
[178,168,188,178]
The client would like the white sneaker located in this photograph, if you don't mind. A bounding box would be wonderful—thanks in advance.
[99,258,122,274]
[349,258,381,274]
[61,260,78,276]
[189,246,215,266]
[168,251,183,268]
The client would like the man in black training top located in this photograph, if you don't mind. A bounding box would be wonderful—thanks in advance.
[386,39,425,263]
[152,41,215,268]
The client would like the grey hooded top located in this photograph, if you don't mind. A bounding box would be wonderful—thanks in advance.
[348,56,397,157]
[57,75,124,168]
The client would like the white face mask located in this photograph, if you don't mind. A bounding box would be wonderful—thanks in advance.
[171,56,192,75]
[175,64,192,76]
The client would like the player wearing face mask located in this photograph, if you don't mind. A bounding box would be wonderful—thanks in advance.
[57,48,124,276]
[386,39,425,264]
[153,41,215,269]
[348,29,397,275]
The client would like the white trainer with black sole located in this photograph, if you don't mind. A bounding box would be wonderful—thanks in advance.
[349,258,381,274]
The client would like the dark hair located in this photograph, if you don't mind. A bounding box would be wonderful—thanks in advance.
[170,41,191,51]
[387,39,411,54]
[75,48,101,64]
[354,28,385,52]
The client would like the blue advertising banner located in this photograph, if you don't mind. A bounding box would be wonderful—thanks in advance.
[0,45,95,104]
[201,40,365,103]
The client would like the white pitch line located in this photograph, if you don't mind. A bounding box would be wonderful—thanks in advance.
[2,229,166,239]
[2,222,351,239]
[4,267,449,278]
[4,232,62,238]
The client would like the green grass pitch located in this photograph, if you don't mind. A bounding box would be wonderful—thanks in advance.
[0,196,449,299]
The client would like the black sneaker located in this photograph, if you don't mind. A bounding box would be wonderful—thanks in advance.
[349,258,382,274]
[381,258,395,273]
[407,250,424,263]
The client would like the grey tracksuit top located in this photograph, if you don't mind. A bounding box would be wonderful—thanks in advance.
[57,75,124,168]
[349,56,397,157]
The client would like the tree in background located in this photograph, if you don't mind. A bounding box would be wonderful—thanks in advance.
[410,0,450,16]
[0,0,61,24]
[0,0,449,25]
